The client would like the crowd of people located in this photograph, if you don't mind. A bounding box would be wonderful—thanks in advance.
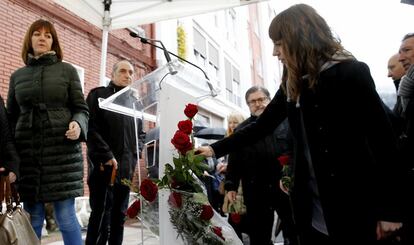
[0,3,413,245]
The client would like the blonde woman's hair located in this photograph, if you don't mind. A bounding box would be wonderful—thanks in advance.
[226,112,245,136]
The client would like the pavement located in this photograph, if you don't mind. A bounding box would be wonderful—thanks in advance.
[41,219,159,245]
[41,219,284,245]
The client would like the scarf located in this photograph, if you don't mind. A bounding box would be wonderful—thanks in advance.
[397,64,414,116]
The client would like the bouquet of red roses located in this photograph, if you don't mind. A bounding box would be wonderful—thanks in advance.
[159,104,242,244]
[126,104,242,245]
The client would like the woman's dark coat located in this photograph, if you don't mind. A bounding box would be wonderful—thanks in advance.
[212,60,403,245]
[7,54,89,202]
[0,95,20,177]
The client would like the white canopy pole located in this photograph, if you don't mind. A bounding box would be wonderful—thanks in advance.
[99,27,109,86]
[99,3,111,86]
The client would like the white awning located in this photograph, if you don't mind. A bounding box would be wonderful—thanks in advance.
[53,0,269,85]
[54,0,268,30]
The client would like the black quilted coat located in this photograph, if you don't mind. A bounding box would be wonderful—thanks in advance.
[7,53,89,202]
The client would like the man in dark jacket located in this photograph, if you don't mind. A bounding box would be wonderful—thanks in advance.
[395,33,414,245]
[85,60,146,245]
[225,86,296,245]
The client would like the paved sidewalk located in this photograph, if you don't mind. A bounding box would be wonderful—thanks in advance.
[41,220,159,245]
[41,219,284,245]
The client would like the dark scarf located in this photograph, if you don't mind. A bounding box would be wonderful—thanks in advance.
[397,64,414,116]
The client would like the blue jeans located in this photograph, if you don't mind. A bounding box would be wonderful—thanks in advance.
[24,198,82,245]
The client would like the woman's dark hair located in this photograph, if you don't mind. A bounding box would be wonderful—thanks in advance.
[21,19,63,64]
[269,4,350,101]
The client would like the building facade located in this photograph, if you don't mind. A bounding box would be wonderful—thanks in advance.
[0,0,156,194]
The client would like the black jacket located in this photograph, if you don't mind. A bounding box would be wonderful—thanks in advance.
[225,116,291,210]
[212,60,403,244]
[86,82,146,182]
[0,95,19,178]
[7,54,89,202]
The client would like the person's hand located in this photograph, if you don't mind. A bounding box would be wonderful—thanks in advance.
[195,145,214,157]
[65,121,81,140]
[226,191,237,204]
[8,172,16,183]
[376,221,402,240]
[279,179,289,195]
[216,162,227,173]
[0,168,17,183]
[104,158,118,170]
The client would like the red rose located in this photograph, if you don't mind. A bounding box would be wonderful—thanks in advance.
[184,103,198,119]
[230,212,241,224]
[199,204,214,221]
[171,130,193,155]
[170,178,180,189]
[177,120,193,134]
[126,200,141,218]
[168,191,182,208]
[211,226,225,241]
[278,155,290,166]
[140,179,158,202]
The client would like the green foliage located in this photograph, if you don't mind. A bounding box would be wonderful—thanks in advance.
[158,149,208,193]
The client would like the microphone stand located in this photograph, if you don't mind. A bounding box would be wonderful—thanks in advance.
[130,32,217,97]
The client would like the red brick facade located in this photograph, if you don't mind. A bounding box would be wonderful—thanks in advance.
[0,0,156,195]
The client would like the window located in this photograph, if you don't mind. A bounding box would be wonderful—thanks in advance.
[226,9,237,48]
[193,27,221,87]
[224,58,241,106]
[65,61,85,92]
[208,43,219,87]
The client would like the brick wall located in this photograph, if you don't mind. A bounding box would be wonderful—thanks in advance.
[0,0,155,195]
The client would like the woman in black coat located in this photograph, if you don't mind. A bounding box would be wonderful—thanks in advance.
[0,95,19,183]
[7,20,88,244]
[196,4,403,245]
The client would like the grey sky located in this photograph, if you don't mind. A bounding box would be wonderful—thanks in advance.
[269,0,414,93]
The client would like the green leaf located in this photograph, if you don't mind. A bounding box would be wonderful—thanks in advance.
[192,154,205,164]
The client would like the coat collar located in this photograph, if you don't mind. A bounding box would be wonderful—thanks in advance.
[27,52,58,66]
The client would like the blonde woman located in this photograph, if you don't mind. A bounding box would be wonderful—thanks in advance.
[216,112,245,176]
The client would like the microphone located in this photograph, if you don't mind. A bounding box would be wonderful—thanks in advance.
[129,32,216,97]
[130,32,177,75]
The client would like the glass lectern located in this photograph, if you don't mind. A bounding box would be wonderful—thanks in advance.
[98,60,218,244]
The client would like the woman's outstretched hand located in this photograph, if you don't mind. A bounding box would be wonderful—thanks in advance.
[195,145,214,157]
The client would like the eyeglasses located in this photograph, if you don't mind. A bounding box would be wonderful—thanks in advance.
[247,97,269,106]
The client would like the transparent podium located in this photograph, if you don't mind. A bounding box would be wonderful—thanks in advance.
[98,60,221,244]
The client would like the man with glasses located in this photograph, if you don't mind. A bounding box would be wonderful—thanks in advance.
[224,86,297,245]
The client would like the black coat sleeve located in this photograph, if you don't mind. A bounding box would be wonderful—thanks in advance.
[353,62,404,221]
[86,89,114,167]
[67,64,89,141]
[211,87,288,158]
[0,95,20,178]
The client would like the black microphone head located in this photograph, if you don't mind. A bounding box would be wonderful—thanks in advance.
[129,32,139,38]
